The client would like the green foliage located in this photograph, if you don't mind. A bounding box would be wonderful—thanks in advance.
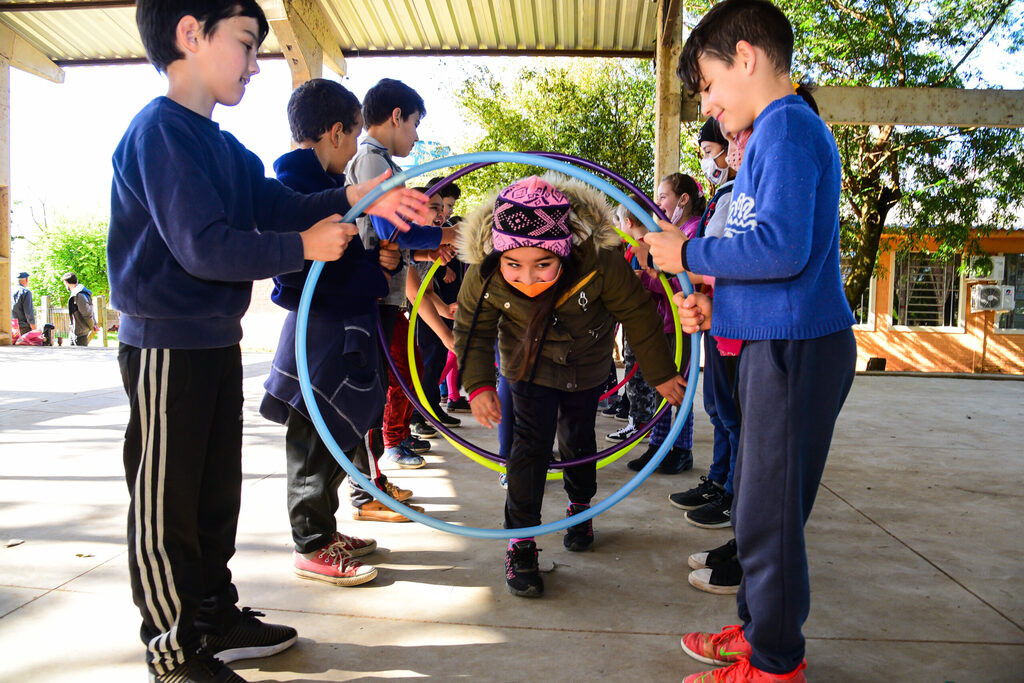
[27,216,110,307]
[453,59,676,212]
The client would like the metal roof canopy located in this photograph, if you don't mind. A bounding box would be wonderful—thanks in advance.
[1,0,1023,345]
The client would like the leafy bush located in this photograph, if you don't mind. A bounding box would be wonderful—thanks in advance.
[27,217,109,307]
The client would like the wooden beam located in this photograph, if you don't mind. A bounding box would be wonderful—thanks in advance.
[679,85,1024,129]
[0,23,64,83]
[0,1,135,11]
[653,0,683,192]
[0,58,11,346]
[260,0,345,88]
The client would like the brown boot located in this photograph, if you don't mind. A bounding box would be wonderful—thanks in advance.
[353,500,423,522]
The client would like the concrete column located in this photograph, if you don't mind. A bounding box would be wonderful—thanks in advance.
[0,58,10,346]
[653,0,682,193]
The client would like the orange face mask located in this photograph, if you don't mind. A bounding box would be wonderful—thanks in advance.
[508,266,562,298]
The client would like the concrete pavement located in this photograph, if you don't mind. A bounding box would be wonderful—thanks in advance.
[0,345,1022,682]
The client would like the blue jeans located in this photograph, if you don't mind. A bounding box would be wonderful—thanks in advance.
[704,334,741,495]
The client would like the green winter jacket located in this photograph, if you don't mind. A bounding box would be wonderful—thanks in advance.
[454,173,679,396]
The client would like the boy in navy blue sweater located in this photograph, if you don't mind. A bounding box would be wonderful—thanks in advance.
[646,2,856,681]
[109,3,430,681]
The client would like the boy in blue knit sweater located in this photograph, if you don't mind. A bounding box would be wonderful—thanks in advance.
[646,2,856,682]
[109,2,430,681]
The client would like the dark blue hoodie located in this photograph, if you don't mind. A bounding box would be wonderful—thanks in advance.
[108,97,354,349]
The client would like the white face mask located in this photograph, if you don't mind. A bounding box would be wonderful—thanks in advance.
[701,152,728,186]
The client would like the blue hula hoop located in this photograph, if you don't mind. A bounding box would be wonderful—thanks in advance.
[297,151,702,539]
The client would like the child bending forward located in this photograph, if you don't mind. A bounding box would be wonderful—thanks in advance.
[454,175,686,597]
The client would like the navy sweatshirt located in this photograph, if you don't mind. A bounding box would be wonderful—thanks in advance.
[108,97,354,349]
[270,148,388,316]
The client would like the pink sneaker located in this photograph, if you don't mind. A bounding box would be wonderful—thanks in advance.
[294,542,377,587]
[330,531,377,558]
[681,624,751,666]
[683,658,806,683]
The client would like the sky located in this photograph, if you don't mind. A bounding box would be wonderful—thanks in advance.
[6,36,1022,270]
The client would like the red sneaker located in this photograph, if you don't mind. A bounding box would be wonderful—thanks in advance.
[294,542,378,587]
[681,625,751,666]
[683,658,806,683]
[330,531,377,558]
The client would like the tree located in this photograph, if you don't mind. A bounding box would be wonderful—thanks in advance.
[454,59,692,210]
[692,0,1024,308]
[27,216,110,307]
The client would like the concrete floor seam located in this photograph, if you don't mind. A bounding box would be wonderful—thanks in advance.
[819,481,1024,634]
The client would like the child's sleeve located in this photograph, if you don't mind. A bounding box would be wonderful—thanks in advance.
[135,126,304,281]
[244,150,354,232]
[453,266,500,395]
[684,140,820,281]
[599,251,678,386]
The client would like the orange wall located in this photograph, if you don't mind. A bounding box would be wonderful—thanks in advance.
[854,233,1024,374]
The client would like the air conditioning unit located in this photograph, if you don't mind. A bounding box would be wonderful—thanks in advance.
[971,284,1015,312]
[966,255,1004,282]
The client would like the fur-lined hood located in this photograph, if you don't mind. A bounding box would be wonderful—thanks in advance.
[456,172,622,265]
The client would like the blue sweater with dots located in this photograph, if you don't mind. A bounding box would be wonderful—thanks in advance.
[682,95,855,341]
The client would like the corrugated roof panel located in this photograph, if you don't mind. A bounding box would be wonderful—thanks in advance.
[0,0,660,62]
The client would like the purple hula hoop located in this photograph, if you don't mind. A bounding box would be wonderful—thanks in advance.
[381,151,678,468]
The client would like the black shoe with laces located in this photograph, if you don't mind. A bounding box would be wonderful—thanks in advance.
[688,556,743,595]
[505,540,544,597]
[433,406,461,428]
[685,492,734,529]
[668,476,724,510]
[657,447,693,474]
[409,420,438,439]
[200,607,297,664]
[563,503,594,551]
[626,442,658,471]
[149,647,247,682]
[688,538,737,570]
[613,399,630,421]
[600,399,620,416]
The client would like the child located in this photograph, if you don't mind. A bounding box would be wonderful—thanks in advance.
[344,78,456,470]
[657,173,706,239]
[260,79,425,591]
[109,3,430,680]
[454,175,686,597]
[645,1,857,681]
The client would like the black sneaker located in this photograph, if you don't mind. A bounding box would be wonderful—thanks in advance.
[400,435,431,454]
[149,647,247,682]
[563,503,594,551]
[613,399,630,421]
[600,400,620,417]
[433,407,461,428]
[505,540,544,597]
[200,607,297,664]
[688,538,737,570]
[409,420,438,439]
[626,442,658,471]
[605,418,636,443]
[668,476,724,510]
[685,492,734,529]
[446,397,471,413]
[657,447,693,474]
[688,556,743,595]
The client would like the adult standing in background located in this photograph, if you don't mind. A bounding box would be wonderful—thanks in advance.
[62,272,96,346]
[11,271,36,337]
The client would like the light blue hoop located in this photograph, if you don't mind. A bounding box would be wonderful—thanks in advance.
[297,151,702,539]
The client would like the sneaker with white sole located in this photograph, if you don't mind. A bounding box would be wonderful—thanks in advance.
[605,418,636,443]
[201,607,297,664]
[688,538,737,570]
[685,492,733,529]
[383,445,425,469]
[409,421,437,439]
[688,557,742,595]
[669,476,724,510]
[400,435,431,453]
[148,647,247,682]
[293,542,378,587]
[680,624,751,667]
[446,397,471,413]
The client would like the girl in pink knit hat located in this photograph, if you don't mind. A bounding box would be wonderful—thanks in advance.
[453,174,686,597]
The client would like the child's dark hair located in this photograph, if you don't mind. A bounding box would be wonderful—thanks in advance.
[287,79,362,143]
[481,250,580,382]
[136,0,270,73]
[426,176,462,200]
[677,0,793,95]
[62,272,78,285]
[661,173,708,218]
[794,82,820,115]
[362,78,426,127]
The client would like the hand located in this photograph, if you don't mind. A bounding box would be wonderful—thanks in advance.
[301,215,359,261]
[470,389,502,428]
[426,245,455,265]
[441,329,456,352]
[378,239,401,271]
[674,291,712,334]
[655,375,687,407]
[442,266,456,284]
[348,170,433,232]
[644,221,687,274]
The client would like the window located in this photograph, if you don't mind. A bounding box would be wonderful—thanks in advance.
[840,257,874,327]
[997,253,1024,331]
[891,253,962,328]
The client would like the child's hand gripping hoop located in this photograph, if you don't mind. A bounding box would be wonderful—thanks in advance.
[297,151,702,539]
